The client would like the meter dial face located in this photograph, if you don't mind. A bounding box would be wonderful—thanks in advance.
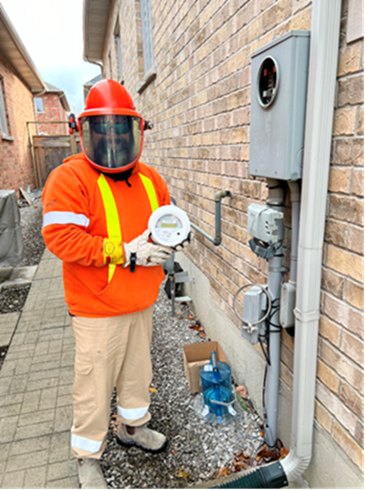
[257,56,279,108]
[155,214,183,243]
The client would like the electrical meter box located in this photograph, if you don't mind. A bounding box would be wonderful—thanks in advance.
[249,31,310,181]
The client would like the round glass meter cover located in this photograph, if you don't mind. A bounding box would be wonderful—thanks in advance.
[155,214,183,241]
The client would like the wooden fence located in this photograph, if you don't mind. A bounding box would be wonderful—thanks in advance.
[27,122,81,188]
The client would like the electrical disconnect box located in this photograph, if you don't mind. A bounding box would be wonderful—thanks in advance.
[249,31,310,181]
[241,285,268,344]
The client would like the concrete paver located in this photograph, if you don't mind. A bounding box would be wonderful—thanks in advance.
[0,249,78,489]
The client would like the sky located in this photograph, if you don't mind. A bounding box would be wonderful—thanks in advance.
[1,0,101,115]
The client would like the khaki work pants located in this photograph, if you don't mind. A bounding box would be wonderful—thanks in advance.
[70,306,153,459]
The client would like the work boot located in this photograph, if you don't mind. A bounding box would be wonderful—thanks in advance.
[78,458,107,489]
[116,424,168,452]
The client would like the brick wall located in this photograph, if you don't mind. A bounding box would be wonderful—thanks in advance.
[103,0,364,472]
[36,93,68,135]
[0,52,36,191]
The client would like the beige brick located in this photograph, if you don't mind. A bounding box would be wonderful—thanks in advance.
[340,381,364,419]
[333,107,357,136]
[316,381,357,434]
[355,420,364,448]
[324,294,363,339]
[262,0,291,34]
[335,137,364,166]
[337,42,362,77]
[321,268,345,298]
[326,244,363,282]
[338,74,364,107]
[329,194,363,225]
[346,279,364,310]
[290,6,311,30]
[348,225,364,254]
[319,316,341,347]
[332,420,364,470]
[321,340,364,394]
[341,330,364,367]
[352,168,364,197]
[314,400,333,433]
[328,167,352,194]
[324,219,347,248]
[293,0,311,14]
[317,359,339,393]
[357,104,364,135]
[247,16,262,43]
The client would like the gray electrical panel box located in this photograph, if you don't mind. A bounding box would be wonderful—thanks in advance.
[249,31,310,181]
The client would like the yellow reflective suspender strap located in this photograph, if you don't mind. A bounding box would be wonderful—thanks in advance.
[139,173,159,212]
[97,174,122,283]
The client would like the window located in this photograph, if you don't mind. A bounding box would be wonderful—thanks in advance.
[141,0,155,74]
[114,21,124,82]
[0,78,10,137]
[35,97,44,113]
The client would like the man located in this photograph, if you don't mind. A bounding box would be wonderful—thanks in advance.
[42,79,174,488]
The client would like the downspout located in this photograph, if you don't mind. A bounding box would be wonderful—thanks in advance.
[210,0,342,487]
[282,0,342,481]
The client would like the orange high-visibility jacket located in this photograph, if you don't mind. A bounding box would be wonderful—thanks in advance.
[42,153,170,318]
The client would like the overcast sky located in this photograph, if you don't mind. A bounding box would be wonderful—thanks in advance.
[1,0,101,115]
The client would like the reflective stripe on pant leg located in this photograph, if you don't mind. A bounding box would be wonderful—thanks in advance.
[116,306,154,426]
[70,315,133,458]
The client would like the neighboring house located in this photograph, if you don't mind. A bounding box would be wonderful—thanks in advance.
[0,3,46,191]
[34,82,70,135]
[83,0,364,487]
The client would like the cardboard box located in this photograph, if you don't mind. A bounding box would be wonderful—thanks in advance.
[183,341,228,393]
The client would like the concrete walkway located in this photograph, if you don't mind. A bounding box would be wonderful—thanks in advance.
[0,249,78,489]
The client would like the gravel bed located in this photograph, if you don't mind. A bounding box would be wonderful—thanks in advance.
[100,292,265,488]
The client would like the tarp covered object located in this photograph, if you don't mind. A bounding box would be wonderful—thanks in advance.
[0,190,23,266]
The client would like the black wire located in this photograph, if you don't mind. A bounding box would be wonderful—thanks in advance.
[259,336,271,365]
[262,363,268,421]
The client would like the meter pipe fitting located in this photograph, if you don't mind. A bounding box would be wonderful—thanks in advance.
[190,190,232,246]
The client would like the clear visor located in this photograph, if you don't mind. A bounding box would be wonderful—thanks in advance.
[81,115,142,170]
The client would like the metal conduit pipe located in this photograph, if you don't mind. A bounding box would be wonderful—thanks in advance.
[209,0,341,487]
[190,190,232,246]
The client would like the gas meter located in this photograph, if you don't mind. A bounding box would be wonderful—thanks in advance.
[148,205,191,247]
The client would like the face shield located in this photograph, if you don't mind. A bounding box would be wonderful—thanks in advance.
[80,115,143,171]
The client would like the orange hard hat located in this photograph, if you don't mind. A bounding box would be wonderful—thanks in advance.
[78,79,145,174]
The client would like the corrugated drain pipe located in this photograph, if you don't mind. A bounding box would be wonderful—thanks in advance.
[205,0,342,487]
[190,190,232,246]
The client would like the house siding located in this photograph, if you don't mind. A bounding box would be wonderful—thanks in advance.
[101,0,363,483]
[0,52,36,191]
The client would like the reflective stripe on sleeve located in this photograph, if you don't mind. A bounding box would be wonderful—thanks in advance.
[117,405,149,420]
[139,173,159,212]
[43,211,90,228]
[71,433,103,453]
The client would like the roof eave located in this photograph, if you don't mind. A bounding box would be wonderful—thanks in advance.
[0,3,46,93]
[83,0,111,63]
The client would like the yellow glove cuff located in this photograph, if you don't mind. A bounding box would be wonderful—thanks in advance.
[103,238,124,265]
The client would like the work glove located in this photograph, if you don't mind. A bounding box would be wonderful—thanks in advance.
[123,230,174,271]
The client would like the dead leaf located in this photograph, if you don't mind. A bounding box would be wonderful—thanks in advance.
[198,326,204,331]
[235,450,251,462]
[187,314,195,319]
[256,444,281,462]
[172,449,177,456]
[235,385,248,399]
[149,387,157,393]
[176,467,189,478]
[259,431,265,437]
[215,467,231,479]
[279,447,289,459]
[178,316,183,320]
[199,332,206,339]
[234,462,247,469]
[189,324,200,330]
